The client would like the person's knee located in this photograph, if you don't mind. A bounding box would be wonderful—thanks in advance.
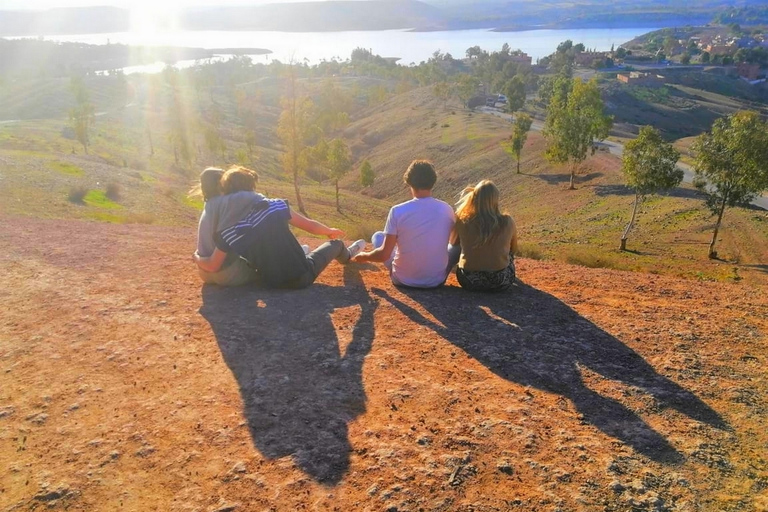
[371,231,386,248]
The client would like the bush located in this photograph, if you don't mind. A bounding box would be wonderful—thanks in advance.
[68,185,89,204]
[515,243,547,260]
[105,182,121,201]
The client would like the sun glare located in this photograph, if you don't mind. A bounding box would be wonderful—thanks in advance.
[129,1,182,34]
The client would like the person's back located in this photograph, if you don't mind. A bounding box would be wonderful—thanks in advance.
[386,196,455,287]
[354,160,457,288]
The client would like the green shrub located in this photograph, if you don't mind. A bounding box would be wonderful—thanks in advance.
[68,185,89,204]
[105,182,121,201]
[515,243,547,260]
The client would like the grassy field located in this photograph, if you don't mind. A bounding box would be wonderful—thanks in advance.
[1,75,766,285]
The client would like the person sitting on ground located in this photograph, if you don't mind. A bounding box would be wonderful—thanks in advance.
[193,166,265,286]
[352,159,458,288]
[452,180,518,292]
[194,167,366,289]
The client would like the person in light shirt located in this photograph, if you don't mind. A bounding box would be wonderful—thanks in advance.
[353,160,458,288]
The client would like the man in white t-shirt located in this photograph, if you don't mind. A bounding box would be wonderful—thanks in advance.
[353,160,459,288]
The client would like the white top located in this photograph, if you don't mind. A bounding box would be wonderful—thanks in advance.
[384,196,456,288]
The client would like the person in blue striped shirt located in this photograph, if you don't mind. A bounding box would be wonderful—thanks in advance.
[194,167,365,288]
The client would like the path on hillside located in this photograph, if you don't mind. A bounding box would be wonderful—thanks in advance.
[1,216,767,511]
[478,106,768,211]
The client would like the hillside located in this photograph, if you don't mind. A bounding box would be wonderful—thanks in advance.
[342,87,768,285]
[1,215,766,511]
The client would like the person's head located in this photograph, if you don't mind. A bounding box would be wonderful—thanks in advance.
[403,160,437,192]
[455,180,508,246]
[199,167,224,201]
[221,166,259,195]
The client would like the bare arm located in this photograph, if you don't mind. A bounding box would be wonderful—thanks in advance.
[509,219,518,255]
[353,234,397,263]
[289,209,344,239]
[194,248,228,273]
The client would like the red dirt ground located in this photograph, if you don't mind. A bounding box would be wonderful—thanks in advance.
[1,215,766,512]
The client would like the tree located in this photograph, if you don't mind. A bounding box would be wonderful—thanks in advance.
[456,74,479,107]
[510,113,533,174]
[327,138,351,211]
[360,160,374,187]
[701,51,710,64]
[69,76,94,154]
[619,126,683,251]
[503,74,526,113]
[691,111,768,259]
[277,64,313,214]
[543,77,613,189]
[433,81,452,108]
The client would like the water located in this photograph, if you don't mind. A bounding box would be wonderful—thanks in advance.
[20,27,659,69]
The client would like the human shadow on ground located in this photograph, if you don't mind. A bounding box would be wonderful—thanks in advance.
[199,266,377,485]
[372,282,728,463]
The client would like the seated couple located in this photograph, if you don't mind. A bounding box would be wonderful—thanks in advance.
[352,160,517,292]
[193,160,517,292]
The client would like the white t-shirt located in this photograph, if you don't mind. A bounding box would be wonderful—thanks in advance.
[384,196,456,288]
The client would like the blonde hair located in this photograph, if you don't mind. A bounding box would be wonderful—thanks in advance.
[455,180,509,247]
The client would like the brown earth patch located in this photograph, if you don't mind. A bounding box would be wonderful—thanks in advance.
[0,216,766,511]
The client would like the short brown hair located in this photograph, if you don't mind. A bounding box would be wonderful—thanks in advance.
[403,160,437,190]
[221,166,259,195]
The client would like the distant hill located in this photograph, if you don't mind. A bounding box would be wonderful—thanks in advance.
[2,0,768,36]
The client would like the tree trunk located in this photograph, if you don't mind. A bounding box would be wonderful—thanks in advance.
[293,171,306,215]
[708,195,728,259]
[620,193,641,251]
[335,181,341,212]
[516,154,521,174]
[569,162,576,190]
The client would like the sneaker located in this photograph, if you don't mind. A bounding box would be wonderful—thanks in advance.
[346,239,367,259]
[301,244,310,255]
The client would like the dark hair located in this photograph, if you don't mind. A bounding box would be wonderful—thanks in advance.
[403,160,437,190]
[221,166,259,195]
[200,167,224,201]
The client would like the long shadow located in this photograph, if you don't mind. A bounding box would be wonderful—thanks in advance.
[594,184,704,201]
[530,172,604,185]
[199,266,377,485]
[373,282,727,464]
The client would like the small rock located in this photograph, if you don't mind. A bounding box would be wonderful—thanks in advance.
[68,403,80,411]
[0,406,14,419]
[109,450,120,460]
[367,484,379,496]
[610,480,625,493]
[26,413,48,425]
[497,461,514,475]
[231,462,247,473]
[135,445,156,457]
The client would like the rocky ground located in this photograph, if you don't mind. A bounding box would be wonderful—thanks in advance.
[0,215,766,512]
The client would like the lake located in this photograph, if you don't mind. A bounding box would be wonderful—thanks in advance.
[27,27,658,70]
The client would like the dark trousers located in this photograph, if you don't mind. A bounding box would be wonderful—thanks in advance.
[289,240,349,289]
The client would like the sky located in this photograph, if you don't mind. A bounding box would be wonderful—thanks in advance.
[0,0,324,7]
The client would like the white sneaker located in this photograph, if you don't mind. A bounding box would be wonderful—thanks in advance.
[346,239,367,259]
[301,244,310,255]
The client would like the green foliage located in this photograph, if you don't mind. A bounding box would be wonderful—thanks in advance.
[327,138,351,211]
[543,77,613,188]
[49,161,84,176]
[620,126,682,250]
[503,75,526,114]
[692,111,768,258]
[456,74,480,107]
[622,126,682,196]
[510,113,533,174]
[69,76,94,154]
[68,185,89,203]
[360,160,374,187]
[84,189,122,209]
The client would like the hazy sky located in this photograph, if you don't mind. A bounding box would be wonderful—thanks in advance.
[0,0,327,7]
